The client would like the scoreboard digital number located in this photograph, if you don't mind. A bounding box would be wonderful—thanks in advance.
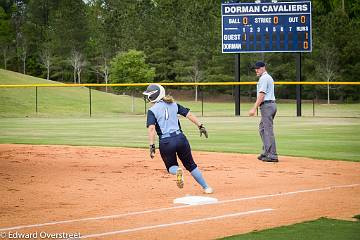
[222,1,312,53]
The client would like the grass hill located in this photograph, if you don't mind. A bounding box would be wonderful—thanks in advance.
[1,69,360,118]
[0,69,145,117]
[0,69,240,118]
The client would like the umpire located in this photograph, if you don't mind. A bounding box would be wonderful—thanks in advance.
[143,84,214,194]
[248,61,278,162]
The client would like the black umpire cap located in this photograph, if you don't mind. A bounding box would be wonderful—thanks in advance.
[253,61,266,69]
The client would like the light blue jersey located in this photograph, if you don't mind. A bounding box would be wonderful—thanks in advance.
[146,100,189,137]
[145,99,210,190]
[257,72,276,101]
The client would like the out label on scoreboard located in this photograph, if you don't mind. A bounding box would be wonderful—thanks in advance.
[222,1,312,53]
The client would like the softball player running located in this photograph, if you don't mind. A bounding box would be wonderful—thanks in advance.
[143,84,213,194]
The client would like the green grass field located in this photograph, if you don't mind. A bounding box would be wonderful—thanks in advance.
[221,217,360,240]
[0,116,359,161]
[1,69,360,239]
[1,69,360,161]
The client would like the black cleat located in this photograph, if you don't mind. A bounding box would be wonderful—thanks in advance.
[261,156,279,162]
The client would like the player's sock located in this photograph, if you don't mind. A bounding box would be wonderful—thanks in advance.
[190,167,208,189]
[169,165,178,175]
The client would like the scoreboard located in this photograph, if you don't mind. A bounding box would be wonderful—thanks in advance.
[222,1,312,53]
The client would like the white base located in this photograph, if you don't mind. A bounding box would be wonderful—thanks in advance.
[173,195,218,205]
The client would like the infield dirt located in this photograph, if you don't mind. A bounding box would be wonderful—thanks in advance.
[1,144,359,239]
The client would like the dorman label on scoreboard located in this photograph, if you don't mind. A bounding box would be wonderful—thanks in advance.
[221,1,312,53]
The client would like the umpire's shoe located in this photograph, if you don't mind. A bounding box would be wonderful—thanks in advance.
[176,168,184,189]
[260,156,279,162]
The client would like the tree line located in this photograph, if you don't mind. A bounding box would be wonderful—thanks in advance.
[0,0,359,101]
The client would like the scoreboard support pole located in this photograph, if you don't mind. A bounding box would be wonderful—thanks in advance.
[235,53,241,116]
[296,53,302,117]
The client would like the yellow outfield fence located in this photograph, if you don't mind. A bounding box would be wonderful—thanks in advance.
[0,81,359,118]
[0,81,359,88]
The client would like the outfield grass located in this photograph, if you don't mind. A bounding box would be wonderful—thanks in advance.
[220,217,360,240]
[183,100,360,118]
[1,69,360,161]
[0,115,359,161]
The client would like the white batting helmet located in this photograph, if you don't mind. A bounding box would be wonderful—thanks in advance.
[143,84,165,103]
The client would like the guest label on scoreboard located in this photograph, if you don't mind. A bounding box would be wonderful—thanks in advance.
[222,1,312,53]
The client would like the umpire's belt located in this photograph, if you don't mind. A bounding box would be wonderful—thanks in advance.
[161,130,182,139]
[260,100,275,106]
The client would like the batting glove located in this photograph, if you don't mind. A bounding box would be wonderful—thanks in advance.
[199,124,208,138]
[149,144,156,158]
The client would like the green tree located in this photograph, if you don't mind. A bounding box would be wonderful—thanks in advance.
[50,0,89,82]
[143,0,180,83]
[11,0,27,73]
[100,0,137,53]
[0,5,13,69]
[26,0,59,79]
[312,9,359,102]
[110,49,155,90]
[86,0,115,90]
[50,0,88,55]
[110,49,155,112]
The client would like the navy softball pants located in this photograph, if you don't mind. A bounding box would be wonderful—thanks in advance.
[159,133,197,172]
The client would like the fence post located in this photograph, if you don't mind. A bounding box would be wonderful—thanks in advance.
[144,97,147,115]
[35,86,38,114]
[89,87,92,117]
[201,87,204,117]
[234,54,241,116]
[296,53,302,116]
[313,98,315,117]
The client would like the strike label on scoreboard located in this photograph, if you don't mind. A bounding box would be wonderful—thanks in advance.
[222,1,312,53]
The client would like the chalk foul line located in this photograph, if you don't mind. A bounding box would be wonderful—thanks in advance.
[0,183,358,232]
[78,208,274,239]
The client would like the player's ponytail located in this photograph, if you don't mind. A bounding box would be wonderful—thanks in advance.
[163,95,174,103]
